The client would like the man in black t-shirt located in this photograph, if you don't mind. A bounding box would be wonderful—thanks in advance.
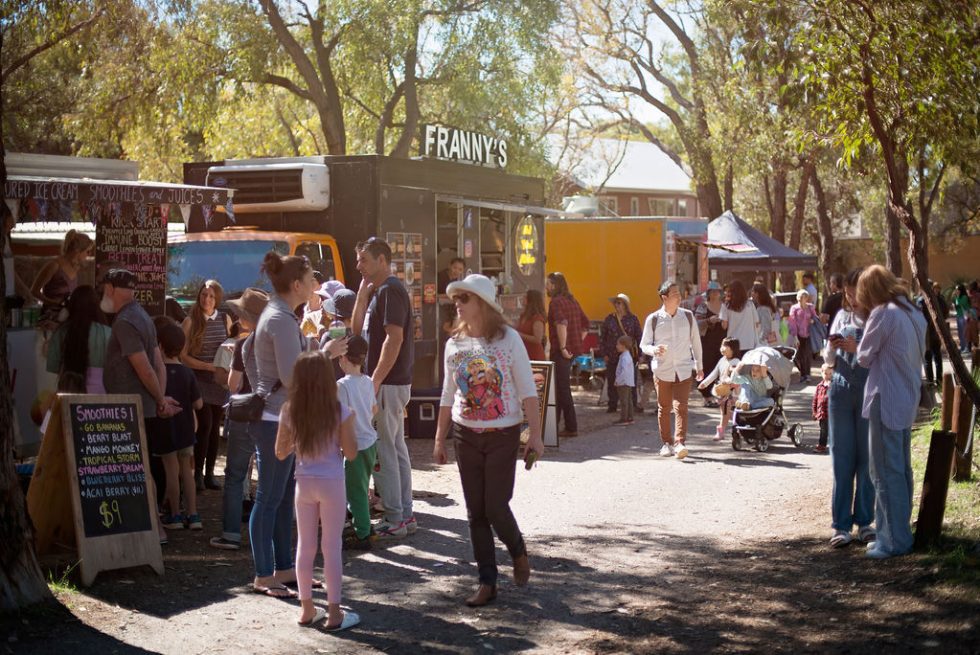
[820,273,844,327]
[352,238,415,541]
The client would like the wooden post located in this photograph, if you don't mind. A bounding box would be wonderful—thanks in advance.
[914,430,957,550]
[952,387,974,482]
[940,373,955,432]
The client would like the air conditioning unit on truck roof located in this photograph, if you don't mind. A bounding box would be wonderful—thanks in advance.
[206,162,329,213]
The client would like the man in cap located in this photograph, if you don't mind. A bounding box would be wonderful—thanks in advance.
[101,268,181,541]
[640,280,704,460]
[600,292,643,414]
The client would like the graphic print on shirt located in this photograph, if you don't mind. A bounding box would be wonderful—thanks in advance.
[455,353,506,421]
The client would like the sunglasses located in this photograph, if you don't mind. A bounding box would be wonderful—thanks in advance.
[452,292,472,304]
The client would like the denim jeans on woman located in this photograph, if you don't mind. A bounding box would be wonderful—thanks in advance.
[867,394,914,555]
[220,419,256,544]
[828,366,873,532]
[249,419,296,577]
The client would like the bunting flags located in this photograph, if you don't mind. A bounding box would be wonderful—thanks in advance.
[224,198,236,225]
[202,204,214,228]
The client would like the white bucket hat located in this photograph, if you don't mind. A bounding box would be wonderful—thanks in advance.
[609,293,631,309]
[446,274,503,314]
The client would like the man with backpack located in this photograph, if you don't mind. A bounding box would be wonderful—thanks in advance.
[640,281,704,460]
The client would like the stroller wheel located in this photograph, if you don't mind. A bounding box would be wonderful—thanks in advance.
[789,423,805,448]
[731,433,743,451]
[754,438,769,453]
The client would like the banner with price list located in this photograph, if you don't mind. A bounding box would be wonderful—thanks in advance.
[27,394,164,586]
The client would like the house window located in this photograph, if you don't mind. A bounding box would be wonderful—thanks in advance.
[677,198,688,216]
[598,196,618,214]
[648,198,675,216]
[630,197,640,216]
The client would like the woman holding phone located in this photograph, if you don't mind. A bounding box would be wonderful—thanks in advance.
[822,268,875,549]
[433,274,544,607]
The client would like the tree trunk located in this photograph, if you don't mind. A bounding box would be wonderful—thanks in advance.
[884,201,903,276]
[812,166,834,294]
[0,129,52,610]
[789,165,811,251]
[723,161,734,212]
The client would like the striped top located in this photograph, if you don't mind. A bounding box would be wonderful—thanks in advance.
[856,298,926,430]
[193,310,230,406]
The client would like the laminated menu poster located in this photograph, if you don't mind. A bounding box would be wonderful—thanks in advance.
[386,231,425,341]
[96,203,168,315]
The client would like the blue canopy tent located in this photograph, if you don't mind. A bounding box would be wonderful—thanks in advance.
[706,211,817,272]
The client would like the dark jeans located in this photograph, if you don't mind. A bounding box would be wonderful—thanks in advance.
[452,423,526,586]
[819,418,829,448]
[924,341,943,384]
[553,355,577,432]
[195,403,224,479]
[795,339,813,380]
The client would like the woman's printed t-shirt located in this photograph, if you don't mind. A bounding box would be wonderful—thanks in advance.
[440,326,537,429]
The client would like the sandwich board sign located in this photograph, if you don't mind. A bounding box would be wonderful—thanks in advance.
[27,394,164,586]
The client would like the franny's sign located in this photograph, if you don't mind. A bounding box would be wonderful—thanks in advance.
[420,124,508,169]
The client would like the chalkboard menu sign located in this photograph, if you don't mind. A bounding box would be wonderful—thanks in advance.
[96,203,167,315]
[68,400,152,538]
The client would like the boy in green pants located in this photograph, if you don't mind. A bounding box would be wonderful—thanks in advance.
[337,336,378,550]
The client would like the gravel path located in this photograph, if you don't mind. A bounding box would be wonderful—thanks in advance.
[5,382,978,654]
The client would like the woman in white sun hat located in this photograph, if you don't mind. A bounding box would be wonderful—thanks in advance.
[433,274,544,608]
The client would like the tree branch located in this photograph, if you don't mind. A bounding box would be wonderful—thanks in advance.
[2,8,105,80]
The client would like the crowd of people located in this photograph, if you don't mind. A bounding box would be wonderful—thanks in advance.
[32,223,980,626]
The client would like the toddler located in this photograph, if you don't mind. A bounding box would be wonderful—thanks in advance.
[812,363,832,453]
[613,335,635,426]
[336,336,379,550]
[731,362,775,411]
[698,338,741,441]
[275,351,359,631]
[157,320,203,530]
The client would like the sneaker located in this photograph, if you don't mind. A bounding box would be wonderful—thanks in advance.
[659,443,674,457]
[814,445,828,453]
[343,533,373,551]
[674,443,689,459]
[865,546,893,559]
[161,513,185,529]
[209,536,241,550]
[186,514,203,530]
[713,427,725,442]
[857,525,876,543]
[370,520,408,541]
[614,420,631,426]
[403,516,418,535]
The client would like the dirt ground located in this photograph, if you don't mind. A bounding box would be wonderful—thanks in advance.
[4,380,979,654]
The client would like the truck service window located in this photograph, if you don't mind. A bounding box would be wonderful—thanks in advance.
[167,240,288,301]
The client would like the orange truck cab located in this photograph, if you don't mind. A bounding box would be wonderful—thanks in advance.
[166,227,343,306]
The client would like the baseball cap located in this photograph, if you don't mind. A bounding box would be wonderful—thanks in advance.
[104,268,137,289]
[325,288,356,319]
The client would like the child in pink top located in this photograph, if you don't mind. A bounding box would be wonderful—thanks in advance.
[275,351,359,631]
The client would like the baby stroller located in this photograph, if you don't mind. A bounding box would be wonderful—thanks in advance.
[731,346,805,452]
[571,332,606,391]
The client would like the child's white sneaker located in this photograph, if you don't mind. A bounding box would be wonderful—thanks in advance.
[713,426,725,441]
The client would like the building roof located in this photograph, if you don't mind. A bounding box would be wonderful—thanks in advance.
[551,137,694,194]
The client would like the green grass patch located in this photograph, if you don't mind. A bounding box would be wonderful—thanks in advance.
[911,420,980,599]
[46,561,79,600]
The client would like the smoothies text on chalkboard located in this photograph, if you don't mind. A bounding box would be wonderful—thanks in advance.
[69,401,153,538]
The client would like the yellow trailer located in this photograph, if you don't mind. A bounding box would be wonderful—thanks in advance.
[544,217,707,321]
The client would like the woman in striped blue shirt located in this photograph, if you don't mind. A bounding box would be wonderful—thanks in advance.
[855,265,926,559]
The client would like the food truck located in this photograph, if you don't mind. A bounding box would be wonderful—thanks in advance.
[544,216,709,321]
[3,153,233,457]
[182,137,554,432]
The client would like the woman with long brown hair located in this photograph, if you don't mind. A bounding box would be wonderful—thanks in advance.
[720,279,760,356]
[275,351,359,630]
[433,274,544,607]
[516,289,547,361]
[181,279,234,491]
[31,229,93,330]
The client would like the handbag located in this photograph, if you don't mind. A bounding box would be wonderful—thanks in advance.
[227,380,281,422]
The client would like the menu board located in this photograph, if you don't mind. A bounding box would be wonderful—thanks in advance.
[96,203,167,315]
[68,399,152,538]
[387,231,425,341]
[521,361,555,447]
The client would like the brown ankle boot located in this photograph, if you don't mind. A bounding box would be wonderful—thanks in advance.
[513,553,530,586]
[464,584,497,607]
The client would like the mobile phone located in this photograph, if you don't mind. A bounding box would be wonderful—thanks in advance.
[524,450,538,470]
[828,333,843,341]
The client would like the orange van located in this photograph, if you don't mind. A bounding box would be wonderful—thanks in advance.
[167,227,344,304]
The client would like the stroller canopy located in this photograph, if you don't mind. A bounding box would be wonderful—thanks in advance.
[740,347,794,389]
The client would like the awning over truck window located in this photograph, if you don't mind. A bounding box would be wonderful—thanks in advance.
[3,176,235,224]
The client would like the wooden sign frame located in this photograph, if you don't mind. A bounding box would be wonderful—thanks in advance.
[28,394,164,586]
[524,361,558,448]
